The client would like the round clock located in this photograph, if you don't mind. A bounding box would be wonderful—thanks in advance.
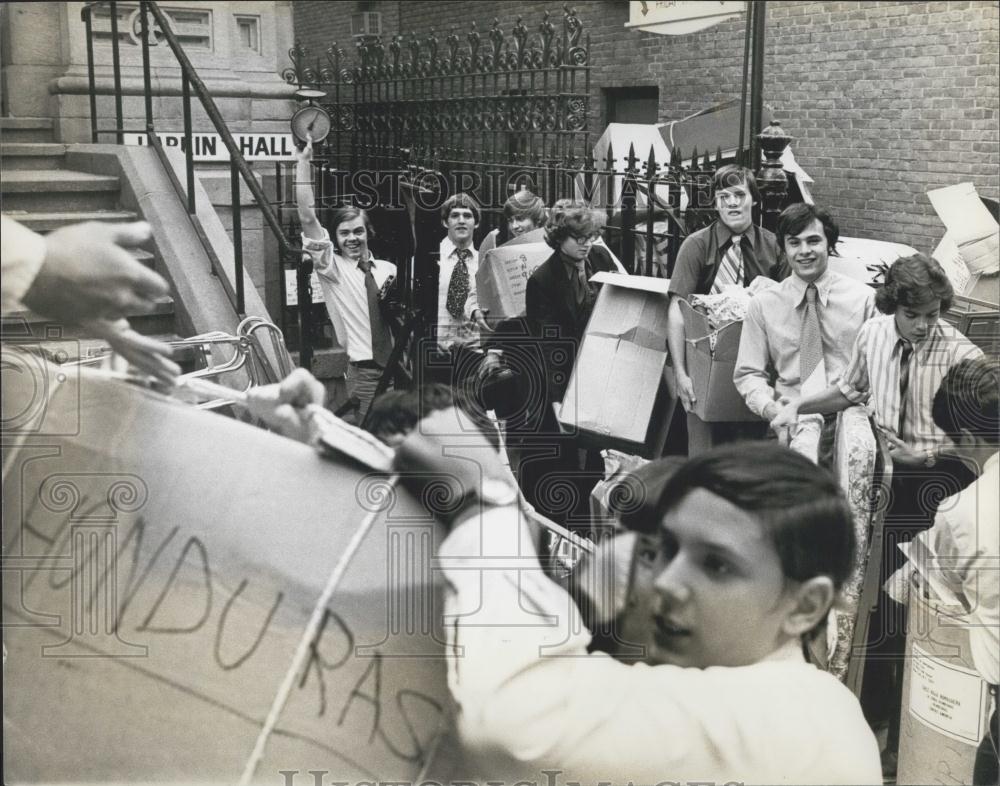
[290,104,332,145]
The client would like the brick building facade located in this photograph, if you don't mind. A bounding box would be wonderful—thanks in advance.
[291,1,999,254]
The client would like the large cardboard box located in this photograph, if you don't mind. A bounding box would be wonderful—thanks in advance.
[557,273,673,457]
[475,241,551,321]
[679,299,756,421]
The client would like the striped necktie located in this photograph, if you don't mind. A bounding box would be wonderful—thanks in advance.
[712,234,743,293]
[897,339,914,435]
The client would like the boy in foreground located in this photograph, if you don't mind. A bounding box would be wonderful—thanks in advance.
[248,374,881,785]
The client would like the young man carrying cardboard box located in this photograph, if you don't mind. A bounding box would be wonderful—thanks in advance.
[666,165,787,453]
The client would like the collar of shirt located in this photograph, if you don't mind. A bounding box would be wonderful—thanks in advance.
[561,255,587,279]
[890,319,945,355]
[335,250,376,270]
[713,221,757,251]
[789,268,835,307]
[440,236,476,263]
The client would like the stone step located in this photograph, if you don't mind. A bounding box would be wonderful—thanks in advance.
[0,142,69,170]
[6,209,140,233]
[1,169,122,212]
[2,298,177,344]
[0,116,55,143]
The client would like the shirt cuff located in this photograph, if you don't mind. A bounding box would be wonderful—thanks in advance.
[837,380,867,404]
[740,382,775,419]
[1,217,47,314]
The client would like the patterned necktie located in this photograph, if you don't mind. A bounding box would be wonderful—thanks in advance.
[446,248,471,320]
[358,258,393,367]
[897,339,914,435]
[799,284,824,388]
[711,234,743,294]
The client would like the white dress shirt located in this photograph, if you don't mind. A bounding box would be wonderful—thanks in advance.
[924,452,999,685]
[735,268,877,419]
[437,236,480,350]
[302,228,395,363]
[438,505,882,785]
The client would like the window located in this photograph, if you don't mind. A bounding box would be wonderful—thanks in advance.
[235,15,260,54]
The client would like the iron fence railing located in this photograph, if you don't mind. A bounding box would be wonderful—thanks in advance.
[81,0,316,370]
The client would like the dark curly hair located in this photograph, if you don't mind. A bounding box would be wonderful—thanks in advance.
[875,253,954,314]
[932,357,1000,447]
[545,203,607,249]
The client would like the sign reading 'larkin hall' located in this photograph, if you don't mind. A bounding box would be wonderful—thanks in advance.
[626,1,744,35]
[124,132,297,162]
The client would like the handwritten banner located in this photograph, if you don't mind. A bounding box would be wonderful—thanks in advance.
[1,359,454,783]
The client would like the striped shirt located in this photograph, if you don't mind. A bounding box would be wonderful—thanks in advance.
[838,315,983,452]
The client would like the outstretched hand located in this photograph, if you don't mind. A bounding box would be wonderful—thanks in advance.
[83,318,180,385]
[23,221,170,324]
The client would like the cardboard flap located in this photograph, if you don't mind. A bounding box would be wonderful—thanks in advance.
[711,320,744,361]
[678,297,712,337]
[590,271,672,294]
[587,284,670,342]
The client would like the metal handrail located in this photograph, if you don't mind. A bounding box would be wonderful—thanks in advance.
[81,1,315,370]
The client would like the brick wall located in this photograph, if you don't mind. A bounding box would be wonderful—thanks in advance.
[292,1,1000,253]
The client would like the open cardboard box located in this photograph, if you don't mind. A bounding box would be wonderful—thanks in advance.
[557,273,674,458]
[678,299,756,422]
[928,182,999,302]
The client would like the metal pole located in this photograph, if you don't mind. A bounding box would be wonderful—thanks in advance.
[82,6,98,143]
[182,74,195,215]
[109,1,124,143]
[231,163,245,316]
[738,1,753,164]
[748,1,767,170]
[139,1,154,134]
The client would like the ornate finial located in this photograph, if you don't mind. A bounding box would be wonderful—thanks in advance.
[446,31,459,72]
[426,30,439,74]
[389,35,401,74]
[283,41,309,86]
[489,19,504,67]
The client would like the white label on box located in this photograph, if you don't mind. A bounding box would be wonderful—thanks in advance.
[908,644,991,745]
[932,233,972,294]
[284,270,324,305]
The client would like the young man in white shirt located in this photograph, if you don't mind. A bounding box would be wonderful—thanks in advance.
[734,204,876,461]
[431,193,495,398]
[295,137,397,423]
[246,373,882,785]
[927,357,998,785]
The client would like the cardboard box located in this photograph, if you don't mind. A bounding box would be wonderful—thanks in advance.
[475,240,551,320]
[928,182,1000,295]
[679,298,756,421]
[557,273,673,457]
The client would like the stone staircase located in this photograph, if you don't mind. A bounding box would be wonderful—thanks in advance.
[0,117,178,357]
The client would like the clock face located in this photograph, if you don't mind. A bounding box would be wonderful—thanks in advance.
[290,106,332,144]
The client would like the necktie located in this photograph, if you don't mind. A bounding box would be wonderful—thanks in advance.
[358,258,393,367]
[897,339,914,435]
[446,248,471,320]
[711,234,743,294]
[799,284,824,388]
[572,264,588,304]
